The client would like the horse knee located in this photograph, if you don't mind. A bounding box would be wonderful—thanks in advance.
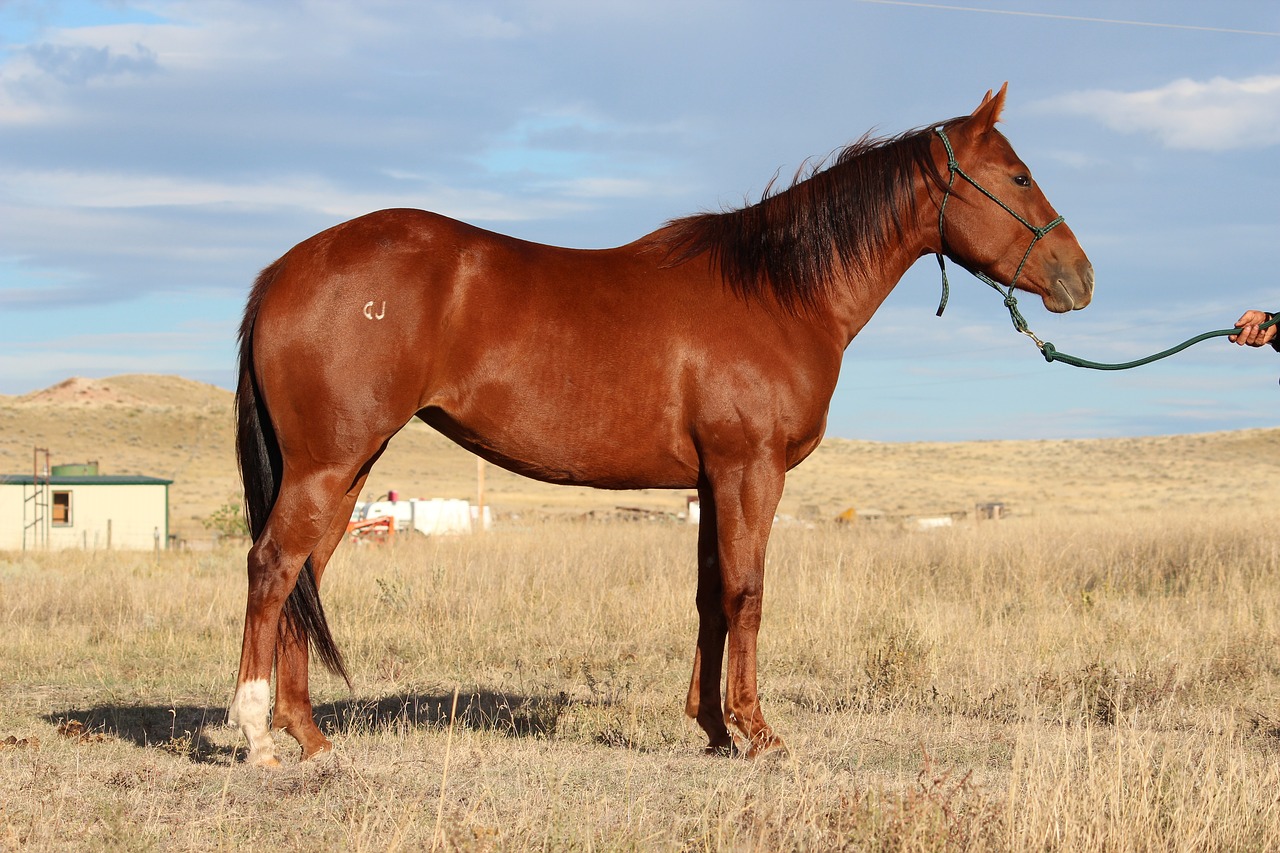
[722,586,763,630]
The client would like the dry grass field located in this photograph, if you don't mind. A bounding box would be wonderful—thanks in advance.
[3,376,1280,850]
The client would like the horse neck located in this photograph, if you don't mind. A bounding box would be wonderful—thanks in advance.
[819,179,941,349]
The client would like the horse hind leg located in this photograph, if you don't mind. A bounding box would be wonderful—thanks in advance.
[269,491,356,760]
[272,462,383,760]
[272,615,329,760]
[229,462,366,767]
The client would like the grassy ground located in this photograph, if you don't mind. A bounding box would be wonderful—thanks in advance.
[4,510,1280,850]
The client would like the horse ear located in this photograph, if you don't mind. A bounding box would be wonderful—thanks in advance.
[968,82,1008,132]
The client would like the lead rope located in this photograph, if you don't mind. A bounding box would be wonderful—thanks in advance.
[931,127,1270,370]
[1039,317,1280,369]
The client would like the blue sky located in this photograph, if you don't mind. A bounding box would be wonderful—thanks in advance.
[1,0,1278,441]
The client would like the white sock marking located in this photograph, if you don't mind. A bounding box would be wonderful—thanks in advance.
[229,679,276,764]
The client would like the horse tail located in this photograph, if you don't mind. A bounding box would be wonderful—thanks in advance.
[236,259,351,686]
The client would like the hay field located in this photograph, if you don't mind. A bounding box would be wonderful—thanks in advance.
[3,375,1280,849]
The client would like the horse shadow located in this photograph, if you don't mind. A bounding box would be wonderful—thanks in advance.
[42,689,573,765]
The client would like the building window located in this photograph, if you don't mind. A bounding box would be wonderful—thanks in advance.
[52,491,72,526]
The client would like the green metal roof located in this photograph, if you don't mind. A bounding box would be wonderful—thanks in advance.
[0,474,173,486]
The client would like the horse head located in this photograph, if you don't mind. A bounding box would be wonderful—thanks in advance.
[934,84,1094,314]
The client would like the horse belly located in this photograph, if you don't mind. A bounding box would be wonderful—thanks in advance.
[421,383,700,490]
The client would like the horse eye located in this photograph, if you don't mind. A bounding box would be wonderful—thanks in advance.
[1013,174,1032,188]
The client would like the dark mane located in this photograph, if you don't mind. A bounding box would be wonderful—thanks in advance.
[655,122,955,312]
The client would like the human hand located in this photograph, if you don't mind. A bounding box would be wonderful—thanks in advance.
[1230,310,1277,346]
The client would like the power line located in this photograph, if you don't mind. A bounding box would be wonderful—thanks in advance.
[853,0,1280,37]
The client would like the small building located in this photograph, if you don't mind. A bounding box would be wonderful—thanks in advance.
[976,501,1007,521]
[352,497,492,536]
[0,463,173,551]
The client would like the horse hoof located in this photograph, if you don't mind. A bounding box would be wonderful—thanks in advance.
[747,737,789,761]
[300,739,334,762]
[247,751,282,769]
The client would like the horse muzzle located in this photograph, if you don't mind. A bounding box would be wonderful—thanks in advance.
[1042,261,1094,313]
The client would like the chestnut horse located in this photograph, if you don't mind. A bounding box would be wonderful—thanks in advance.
[230,85,1093,766]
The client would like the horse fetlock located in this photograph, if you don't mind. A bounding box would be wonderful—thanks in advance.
[279,719,333,760]
[229,678,270,718]
[703,738,737,757]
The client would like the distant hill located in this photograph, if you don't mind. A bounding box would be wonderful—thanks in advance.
[3,375,1280,542]
[6,375,233,410]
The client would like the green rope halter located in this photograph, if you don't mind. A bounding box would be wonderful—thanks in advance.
[933,125,1065,347]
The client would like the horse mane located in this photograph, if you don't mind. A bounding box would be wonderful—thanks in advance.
[655,121,958,313]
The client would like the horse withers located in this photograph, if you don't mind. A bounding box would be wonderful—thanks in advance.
[229,84,1092,766]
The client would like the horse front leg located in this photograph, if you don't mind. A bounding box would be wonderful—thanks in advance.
[702,457,787,757]
[685,480,733,753]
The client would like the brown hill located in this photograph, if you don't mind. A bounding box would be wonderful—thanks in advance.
[3,374,1279,542]
[9,375,232,409]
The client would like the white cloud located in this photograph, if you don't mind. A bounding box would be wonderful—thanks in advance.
[0,168,587,222]
[546,176,677,199]
[1045,75,1280,151]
